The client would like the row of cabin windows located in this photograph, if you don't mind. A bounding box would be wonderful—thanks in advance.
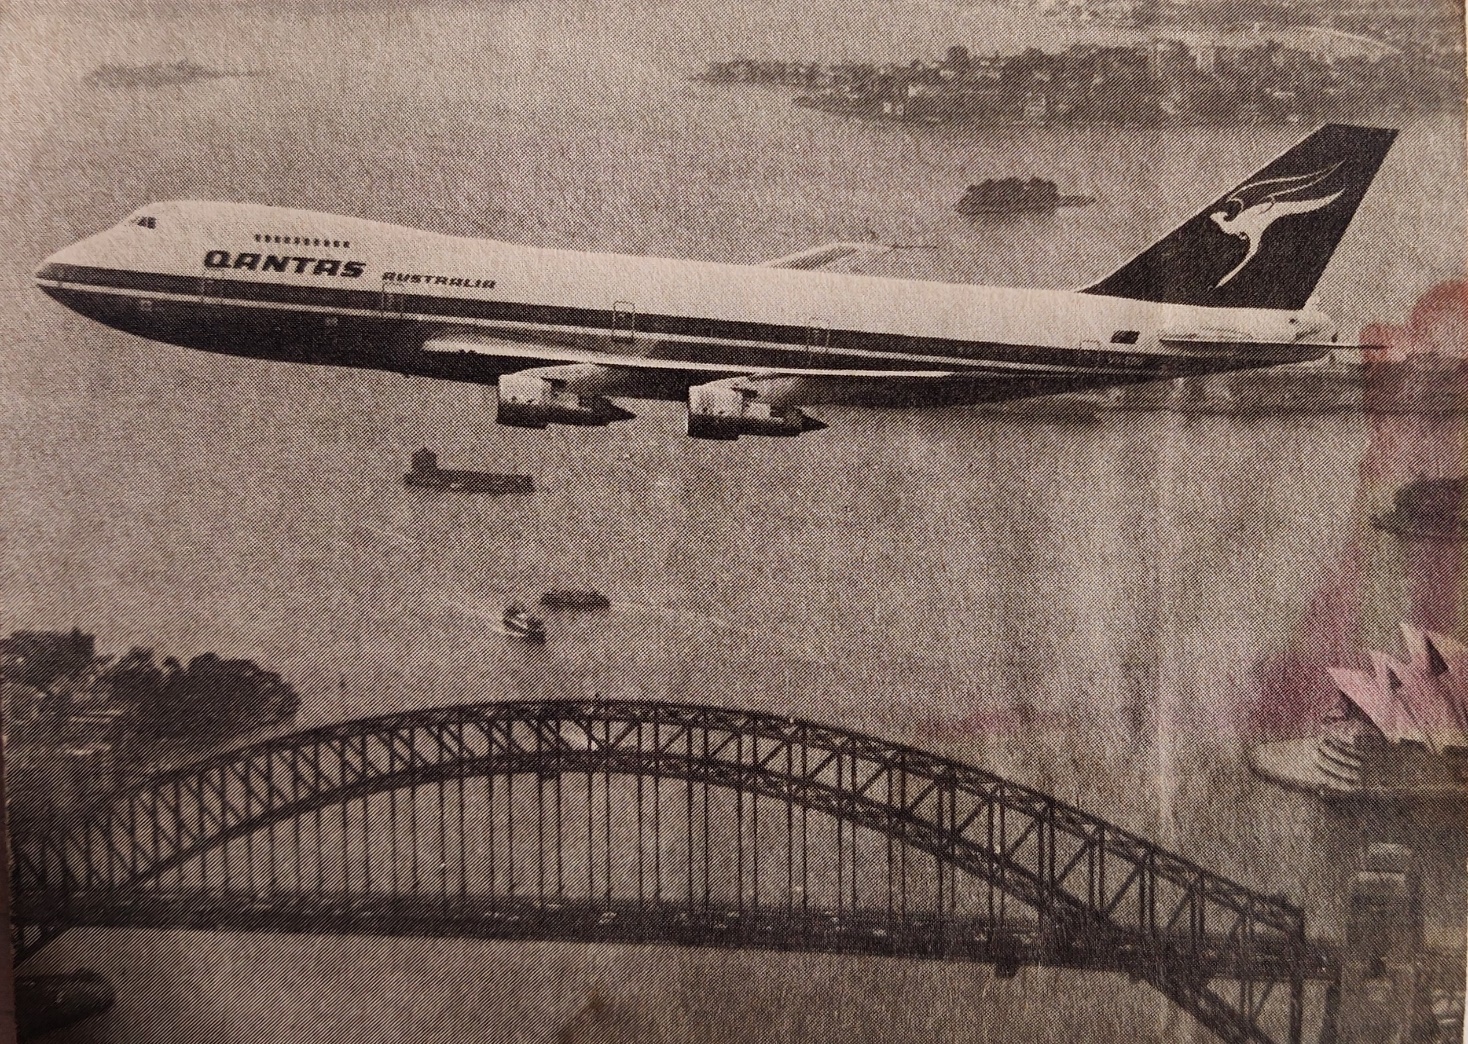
[254,234,351,249]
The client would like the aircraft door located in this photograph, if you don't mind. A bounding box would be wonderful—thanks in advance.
[199,274,226,318]
[806,318,829,368]
[611,301,635,345]
[379,279,407,319]
[377,280,414,372]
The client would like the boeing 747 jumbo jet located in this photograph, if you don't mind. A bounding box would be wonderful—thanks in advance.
[36,124,1394,438]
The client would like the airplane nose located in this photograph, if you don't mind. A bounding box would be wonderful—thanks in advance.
[34,255,63,299]
[34,242,83,299]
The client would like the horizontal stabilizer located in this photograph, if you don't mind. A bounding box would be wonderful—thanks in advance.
[762,241,893,270]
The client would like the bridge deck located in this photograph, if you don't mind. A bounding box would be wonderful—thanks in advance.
[23,888,1342,981]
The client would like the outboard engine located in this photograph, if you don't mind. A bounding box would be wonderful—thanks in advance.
[686,381,825,440]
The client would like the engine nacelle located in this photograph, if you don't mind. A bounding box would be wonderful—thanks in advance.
[685,383,825,440]
[496,374,634,429]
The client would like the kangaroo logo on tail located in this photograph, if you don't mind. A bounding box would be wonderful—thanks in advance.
[1209,164,1343,288]
[1082,125,1396,310]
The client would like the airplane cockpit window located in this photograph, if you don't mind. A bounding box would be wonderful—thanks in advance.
[133,216,157,229]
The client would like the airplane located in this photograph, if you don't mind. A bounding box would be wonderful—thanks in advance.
[35,123,1395,439]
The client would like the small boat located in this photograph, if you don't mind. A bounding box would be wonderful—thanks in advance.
[404,448,533,495]
[539,589,612,612]
[1372,476,1468,541]
[957,177,1094,216]
[502,604,547,643]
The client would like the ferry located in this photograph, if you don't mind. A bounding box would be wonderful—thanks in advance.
[502,605,547,643]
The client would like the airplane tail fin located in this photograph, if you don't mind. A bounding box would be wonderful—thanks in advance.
[1081,124,1396,311]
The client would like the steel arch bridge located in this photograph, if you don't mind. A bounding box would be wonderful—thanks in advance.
[10,699,1335,1044]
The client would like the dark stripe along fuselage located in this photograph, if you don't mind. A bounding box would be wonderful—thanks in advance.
[35,261,1306,406]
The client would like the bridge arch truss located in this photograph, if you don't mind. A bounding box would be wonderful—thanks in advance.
[11,699,1328,1044]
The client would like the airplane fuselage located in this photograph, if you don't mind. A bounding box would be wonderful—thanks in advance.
[36,200,1329,415]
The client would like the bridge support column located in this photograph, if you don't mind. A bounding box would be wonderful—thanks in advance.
[1333,844,1425,1044]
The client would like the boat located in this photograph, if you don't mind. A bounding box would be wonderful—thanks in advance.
[956,178,1094,216]
[540,589,612,612]
[403,449,533,494]
[1372,476,1468,540]
[502,604,547,643]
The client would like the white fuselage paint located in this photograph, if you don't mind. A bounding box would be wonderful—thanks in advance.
[35,200,1334,407]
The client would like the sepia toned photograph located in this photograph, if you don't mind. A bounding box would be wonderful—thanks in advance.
[2,1,1465,1042]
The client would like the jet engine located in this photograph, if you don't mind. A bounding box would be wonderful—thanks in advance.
[685,380,825,440]
[496,371,634,429]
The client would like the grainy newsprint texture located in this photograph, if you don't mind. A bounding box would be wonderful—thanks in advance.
[2,2,1465,1043]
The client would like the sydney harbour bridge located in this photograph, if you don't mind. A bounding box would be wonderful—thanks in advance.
[10,699,1345,1044]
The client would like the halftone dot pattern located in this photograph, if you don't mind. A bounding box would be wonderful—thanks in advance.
[3,2,1466,1043]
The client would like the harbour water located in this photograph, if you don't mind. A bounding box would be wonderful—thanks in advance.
[2,1,1466,1041]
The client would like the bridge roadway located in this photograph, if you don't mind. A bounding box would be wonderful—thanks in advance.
[21,888,1341,983]
[11,698,1341,1044]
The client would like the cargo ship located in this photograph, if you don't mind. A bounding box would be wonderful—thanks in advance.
[956,178,1094,216]
[404,449,533,494]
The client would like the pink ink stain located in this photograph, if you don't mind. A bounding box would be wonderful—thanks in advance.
[1251,280,1468,738]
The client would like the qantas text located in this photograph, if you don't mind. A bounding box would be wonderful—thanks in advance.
[204,250,365,278]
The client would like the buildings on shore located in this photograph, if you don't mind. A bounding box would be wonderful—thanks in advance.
[1,629,300,812]
[702,37,1456,125]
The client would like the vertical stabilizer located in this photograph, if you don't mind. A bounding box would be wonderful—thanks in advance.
[1082,124,1397,310]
